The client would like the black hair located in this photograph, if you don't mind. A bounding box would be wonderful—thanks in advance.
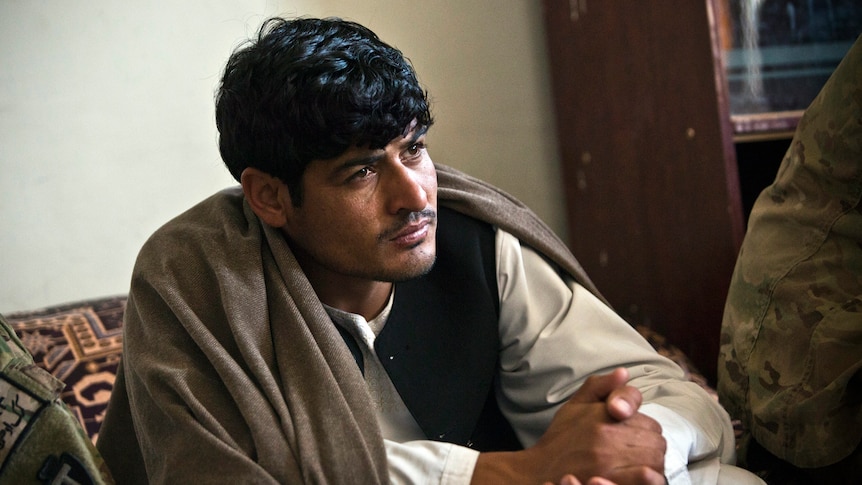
[215,17,433,206]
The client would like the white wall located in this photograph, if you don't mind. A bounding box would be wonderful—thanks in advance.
[0,0,565,313]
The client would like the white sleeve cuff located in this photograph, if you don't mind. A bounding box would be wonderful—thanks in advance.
[640,403,695,485]
[440,444,480,485]
[385,439,479,485]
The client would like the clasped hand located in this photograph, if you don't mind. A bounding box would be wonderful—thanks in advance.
[537,367,667,485]
[473,368,667,485]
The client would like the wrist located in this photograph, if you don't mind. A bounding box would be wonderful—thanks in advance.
[471,449,536,484]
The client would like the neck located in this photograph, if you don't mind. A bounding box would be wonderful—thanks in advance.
[290,249,393,321]
[315,279,393,321]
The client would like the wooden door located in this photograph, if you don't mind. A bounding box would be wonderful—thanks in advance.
[542,0,744,381]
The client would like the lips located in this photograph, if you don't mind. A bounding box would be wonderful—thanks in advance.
[390,219,430,246]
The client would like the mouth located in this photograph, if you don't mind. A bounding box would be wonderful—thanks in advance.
[382,210,436,247]
[389,219,431,246]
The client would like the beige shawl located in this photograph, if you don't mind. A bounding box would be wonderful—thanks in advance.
[97,164,601,484]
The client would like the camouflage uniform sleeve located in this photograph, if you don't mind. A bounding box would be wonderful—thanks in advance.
[718,35,862,469]
[0,313,113,484]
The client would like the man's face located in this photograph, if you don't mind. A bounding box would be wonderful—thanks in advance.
[282,125,438,285]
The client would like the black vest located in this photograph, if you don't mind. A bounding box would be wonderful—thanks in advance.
[338,207,522,452]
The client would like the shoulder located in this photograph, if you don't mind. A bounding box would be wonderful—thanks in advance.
[133,186,257,280]
[141,187,245,247]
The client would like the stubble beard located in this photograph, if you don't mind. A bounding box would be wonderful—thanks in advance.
[374,208,438,282]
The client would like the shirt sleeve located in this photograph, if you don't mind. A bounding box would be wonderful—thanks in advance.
[494,229,737,484]
[384,439,479,485]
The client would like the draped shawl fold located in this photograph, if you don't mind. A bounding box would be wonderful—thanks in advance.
[97,163,602,484]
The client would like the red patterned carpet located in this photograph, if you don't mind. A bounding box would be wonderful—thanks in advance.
[4,296,125,444]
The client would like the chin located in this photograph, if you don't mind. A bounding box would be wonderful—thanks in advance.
[386,253,437,283]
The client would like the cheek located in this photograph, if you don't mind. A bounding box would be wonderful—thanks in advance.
[315,203,377,242]
[421,165,439,201]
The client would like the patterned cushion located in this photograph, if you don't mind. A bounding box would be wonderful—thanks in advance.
[635,324,714,398]
[3,297,125,444]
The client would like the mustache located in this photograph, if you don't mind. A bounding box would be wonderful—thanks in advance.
[378,208,437,241]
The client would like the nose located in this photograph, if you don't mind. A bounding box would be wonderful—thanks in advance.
[384,159,429,215]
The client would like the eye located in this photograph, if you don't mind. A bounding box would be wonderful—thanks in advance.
[349,166,376,182]
[405,142,426,159]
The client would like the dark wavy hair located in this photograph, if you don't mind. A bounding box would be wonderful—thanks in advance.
[215,17,433,206]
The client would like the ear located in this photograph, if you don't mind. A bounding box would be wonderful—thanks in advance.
[240,168,293,228]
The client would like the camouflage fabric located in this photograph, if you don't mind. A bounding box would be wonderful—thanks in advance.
[0,313,112,484]
[718,35,862,469]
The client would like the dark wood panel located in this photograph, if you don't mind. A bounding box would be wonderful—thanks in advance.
[542,0,744,382]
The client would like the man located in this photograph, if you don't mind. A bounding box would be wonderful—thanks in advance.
[719,35,862,484]
[97,17,759,484]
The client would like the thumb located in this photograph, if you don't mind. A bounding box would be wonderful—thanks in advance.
[569,367,630,404]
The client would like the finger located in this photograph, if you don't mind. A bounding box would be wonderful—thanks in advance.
[570,368,630,404]
[606,385,643,421]
[622,412,664,435]
[559,475,582,485]
[541,478,582,485]
[585,477,619,485]
[604,465,666,485]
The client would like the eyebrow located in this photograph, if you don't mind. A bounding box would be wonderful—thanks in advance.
[333,125,430,174]
[336,152,385,173]
[403,124,430,147]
